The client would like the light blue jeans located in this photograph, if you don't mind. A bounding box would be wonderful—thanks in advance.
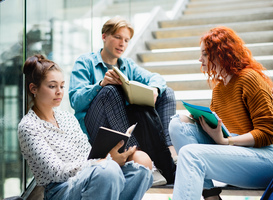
[44,159,153,200]
[169,114,273,200]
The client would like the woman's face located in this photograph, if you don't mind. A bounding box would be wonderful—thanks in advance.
[199,42,209,73]
[199,41,221,74]
[34,70,65,108]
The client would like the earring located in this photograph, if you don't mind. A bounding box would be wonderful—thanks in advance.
[34,94,36,98]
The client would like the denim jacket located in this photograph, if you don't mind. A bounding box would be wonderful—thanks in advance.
[69,49,166,133]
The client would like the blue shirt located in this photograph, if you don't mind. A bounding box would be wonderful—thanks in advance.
[69,49,166,133]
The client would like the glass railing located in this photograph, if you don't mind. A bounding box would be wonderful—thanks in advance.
[0,0,177,198]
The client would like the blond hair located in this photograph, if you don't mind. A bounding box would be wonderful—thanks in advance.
[102,17,134,39]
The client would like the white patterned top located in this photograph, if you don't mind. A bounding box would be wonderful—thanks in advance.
[18,109,97,186]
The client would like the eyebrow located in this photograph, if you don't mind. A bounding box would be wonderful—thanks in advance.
[48,80,65,84]
[113,34,130,40]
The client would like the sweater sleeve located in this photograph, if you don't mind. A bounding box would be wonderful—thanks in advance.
[241,71,273,147]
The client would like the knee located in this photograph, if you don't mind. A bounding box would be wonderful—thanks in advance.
[169,114,194,132]
[94,160,125,184]
[178,144,203,163]
[101,85,122,97]
[169,115,183,138]
[162,87,175,101]
[127,150,152,170]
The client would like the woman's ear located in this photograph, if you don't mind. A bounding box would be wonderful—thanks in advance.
[29,83,37,96]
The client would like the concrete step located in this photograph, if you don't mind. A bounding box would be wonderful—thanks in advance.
[186,0,272,13]
[175,90,212,110]
[159,7,273,28]
[141,57,273,75]
[138,43,273,63]
[164,69,273,91]
[186,0,272,9]
[188,0,268,7]
[165,73,209,91]
[147,30,273,49]
[102,0,175,15]
[152,19,273,39]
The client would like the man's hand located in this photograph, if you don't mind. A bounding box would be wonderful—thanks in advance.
[100,69,122,87]
[109,140,136,166]
[152,87,159,103]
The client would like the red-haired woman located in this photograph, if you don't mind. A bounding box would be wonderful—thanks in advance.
[169,26,273,200]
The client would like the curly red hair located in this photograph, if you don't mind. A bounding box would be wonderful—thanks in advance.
[200,26,272,88]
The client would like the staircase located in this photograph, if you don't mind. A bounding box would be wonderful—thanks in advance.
[136,0,273,114]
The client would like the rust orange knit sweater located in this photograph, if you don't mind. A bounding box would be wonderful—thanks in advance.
[210,69,273,148]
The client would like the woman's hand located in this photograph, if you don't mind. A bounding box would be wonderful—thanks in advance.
[109,140,136,166]
[199,116,227,145]
[100,70,122,87]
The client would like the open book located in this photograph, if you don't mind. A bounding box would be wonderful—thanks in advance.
[113,66,155,107]
[182,101,231,138]
[88,124,137,159]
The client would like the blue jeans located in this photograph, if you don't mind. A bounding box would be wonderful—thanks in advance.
[44,159,153,200]
[169,114,273,200]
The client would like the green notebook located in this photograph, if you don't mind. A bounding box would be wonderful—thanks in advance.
[182,101,231,138]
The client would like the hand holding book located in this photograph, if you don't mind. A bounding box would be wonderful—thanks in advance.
[199,115,230,145]
[88,124,137,159]
[182,101,231,138]
[113,66,155,107]
[109,140,137,166]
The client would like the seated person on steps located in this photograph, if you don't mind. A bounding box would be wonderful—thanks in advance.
[68,16,177,182]
[69,16,177,158]
[169,26,273,200]
[18,54,153,200]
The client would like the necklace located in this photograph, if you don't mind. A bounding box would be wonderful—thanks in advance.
[33,105,58,126]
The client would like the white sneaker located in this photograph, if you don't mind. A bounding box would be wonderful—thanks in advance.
[152,167,167,186]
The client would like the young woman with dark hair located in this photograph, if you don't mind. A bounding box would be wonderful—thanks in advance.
[18,54,153,200]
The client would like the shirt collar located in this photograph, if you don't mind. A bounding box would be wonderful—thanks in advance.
[29,108,61,130]
[94,48,126,70]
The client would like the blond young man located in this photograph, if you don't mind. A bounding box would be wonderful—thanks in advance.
[69,17,176,184]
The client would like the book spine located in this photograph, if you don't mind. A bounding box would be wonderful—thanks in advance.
[212,112,231,137]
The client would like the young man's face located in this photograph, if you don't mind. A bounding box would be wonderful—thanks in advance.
[102,27,131,61]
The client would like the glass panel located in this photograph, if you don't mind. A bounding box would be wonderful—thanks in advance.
[0,0,24,198]
[1,0,178,198]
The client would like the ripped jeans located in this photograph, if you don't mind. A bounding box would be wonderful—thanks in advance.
[44,159,153,200]
[169,114,273,200]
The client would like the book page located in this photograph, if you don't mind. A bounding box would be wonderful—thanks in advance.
[100,126,130,137]
[129,81,154,107]
[113,66,155,107]
[125,123,137,135]
[113,67,132,102]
